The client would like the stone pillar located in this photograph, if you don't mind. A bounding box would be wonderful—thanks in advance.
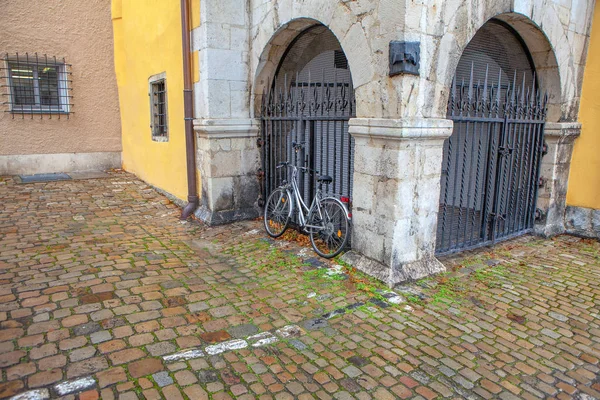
[191,0,260,224]
[342,118,453,287]
[535,122,581,236]
[194,119,260,224]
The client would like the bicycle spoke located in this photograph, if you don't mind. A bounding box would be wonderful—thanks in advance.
[309,198,350,258]
[264,188,291,238]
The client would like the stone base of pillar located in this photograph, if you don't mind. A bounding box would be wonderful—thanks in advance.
[347,117,453,287]
[565,205,600,239]
[194,118,261,226]
[534,122,581,237]
[390,257,446,286]
[195,205,259,226]
[341,251,446,288]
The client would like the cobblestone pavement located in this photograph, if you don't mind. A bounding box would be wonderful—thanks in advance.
[1,173,600,400]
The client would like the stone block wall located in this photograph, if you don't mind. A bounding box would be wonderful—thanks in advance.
[565,206,600,238]
[535,123,581,236]
[191,0,251,120]
[250,0,594,122]
[189,0,596,284]
[347,118,452,286]
[194,119,260,225]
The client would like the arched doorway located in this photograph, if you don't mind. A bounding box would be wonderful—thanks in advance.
[436,20,548,255]
[259,25,355,215]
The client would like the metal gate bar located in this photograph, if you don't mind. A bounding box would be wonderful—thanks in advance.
[260,72,355,221]
[436,65,547,255]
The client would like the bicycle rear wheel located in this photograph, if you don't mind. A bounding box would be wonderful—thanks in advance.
[310,198,350,258]
[264,188,292,238]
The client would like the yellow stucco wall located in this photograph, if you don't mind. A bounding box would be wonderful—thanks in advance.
[567,5,600,209]
[112,0,199,201]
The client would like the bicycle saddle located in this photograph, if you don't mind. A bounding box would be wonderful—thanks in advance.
[317,175,333,184]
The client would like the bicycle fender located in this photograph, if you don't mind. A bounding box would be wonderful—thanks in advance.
[321,197,351,220]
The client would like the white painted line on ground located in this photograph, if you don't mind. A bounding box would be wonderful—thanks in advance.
[163,349,205,362]
[205,339,248,355]
[247,332,279,347]
[9,389,50,400]
[385,292,405,304]
[54,376,96,396]
[325,265,344,276]
[161,324,305,363]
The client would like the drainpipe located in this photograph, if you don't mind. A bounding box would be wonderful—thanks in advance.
[180,0,199,220]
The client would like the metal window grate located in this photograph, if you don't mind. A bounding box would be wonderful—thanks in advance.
[151,79,167,138]
[1,53,73,119]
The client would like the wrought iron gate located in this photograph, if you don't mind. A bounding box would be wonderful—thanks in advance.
[435,65,548,255]
[259,27,356,217]
[259,75,355,216]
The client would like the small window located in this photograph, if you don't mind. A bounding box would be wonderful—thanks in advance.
[2,53,72,118]
[149,73,168,142]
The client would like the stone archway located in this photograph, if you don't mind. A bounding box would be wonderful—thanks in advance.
[436,18,549,255]
[433,12,580,248]
[256,23,357,223]
[437,12,563,124]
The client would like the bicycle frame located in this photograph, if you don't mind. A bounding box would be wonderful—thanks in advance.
[266,158,351,258]
[287,166,324,231]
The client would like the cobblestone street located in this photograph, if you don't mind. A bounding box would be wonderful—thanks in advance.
[1,173,600,399]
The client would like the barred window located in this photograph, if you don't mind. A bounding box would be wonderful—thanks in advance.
[2,53,72,118]
[149,73,168,141]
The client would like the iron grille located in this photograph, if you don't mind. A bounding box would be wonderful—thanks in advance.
[436,63,548,255]
[259,26,356,223]
[151,79,167,138]
[1,53,73,119]
[260,72,355,215]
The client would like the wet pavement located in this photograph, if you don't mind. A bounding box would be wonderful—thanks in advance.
[1,172,600,399]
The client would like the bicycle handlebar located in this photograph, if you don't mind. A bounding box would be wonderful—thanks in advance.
[276,161,319,175]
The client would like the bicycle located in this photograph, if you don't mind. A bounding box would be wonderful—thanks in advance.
[263,159,351,258]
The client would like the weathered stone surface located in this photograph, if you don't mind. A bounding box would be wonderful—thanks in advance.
[227,324,258,339]
[197,370,220,384]
[28,369,63,388]
[152,371,173,388]
[303,318,328,331]
[0,380,24,398]
[0,350,26,367]
[125,311,161,324]
[1,170,600,400]
[146,342,176,356]
[108,349,145,365]
[6,362,36,380]
[66,357,109,378]
[129,358,164,379]
[73,322,102,336]
[27,320,60,335]
[565,205,600,238]
[0,328,23,342]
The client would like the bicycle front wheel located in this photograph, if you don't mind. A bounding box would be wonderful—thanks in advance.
[264,188,292,238]
[310,198,350,258]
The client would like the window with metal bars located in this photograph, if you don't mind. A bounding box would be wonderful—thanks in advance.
[149,75,168,141]
[1,53,73,118]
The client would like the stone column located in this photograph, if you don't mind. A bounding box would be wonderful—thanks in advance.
[342,118,453,287]
[194,119,260,225]
[535,122,581,236]
[191,0,260,224]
